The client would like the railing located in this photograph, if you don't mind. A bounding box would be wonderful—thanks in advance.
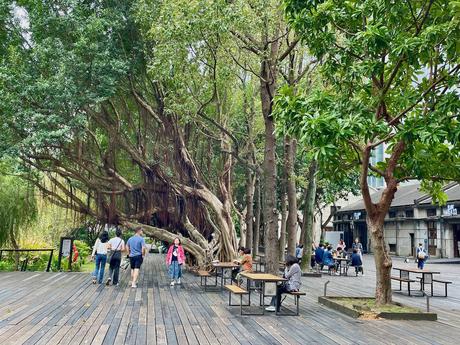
[0,248,54,272]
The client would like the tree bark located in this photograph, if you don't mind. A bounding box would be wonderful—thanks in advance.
[260,35,280,274]
[360,141,404,304]
[279,180,287,261]
[300,160,317,272]
[253,177,261,257]
[245,171,255,251]
[368,217,392,305]
[285,137,298,256]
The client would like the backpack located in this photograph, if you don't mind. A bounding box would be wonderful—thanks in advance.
[417,249,426,260]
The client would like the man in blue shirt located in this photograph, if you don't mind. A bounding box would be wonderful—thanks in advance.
[314,243,325,270]
[126,227,147,288]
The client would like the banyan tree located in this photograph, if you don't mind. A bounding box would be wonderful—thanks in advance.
[0,0,241,265]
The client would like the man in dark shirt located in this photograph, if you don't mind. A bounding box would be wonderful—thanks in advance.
[350,249,364,276]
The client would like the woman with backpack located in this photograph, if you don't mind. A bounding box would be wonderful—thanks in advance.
[416,243,428,269]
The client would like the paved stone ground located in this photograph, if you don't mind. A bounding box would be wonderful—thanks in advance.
[0,254,458,345]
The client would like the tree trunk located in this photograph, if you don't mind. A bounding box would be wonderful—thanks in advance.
[262,115,278,274]
[260,35,280,274]
[368,217,393,305]
[285,137,298,256]
[253,177,261,257]
[245,171,255,251]
[300,160,317,272]
[279,182,287,261]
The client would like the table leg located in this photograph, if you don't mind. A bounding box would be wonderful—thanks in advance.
[262,281,265,315]
[399,270,402,291]
[220,268,224,289]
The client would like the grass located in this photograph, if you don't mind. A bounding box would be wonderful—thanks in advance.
[336,297,422,314]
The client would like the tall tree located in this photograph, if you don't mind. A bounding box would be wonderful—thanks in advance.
[279,0,460,304]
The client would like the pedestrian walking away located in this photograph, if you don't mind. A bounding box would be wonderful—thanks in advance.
[166,237,186,286]
[106,227,125,286]
[416,243,428,269]
[126,227,147,288]
[91,231,110,284]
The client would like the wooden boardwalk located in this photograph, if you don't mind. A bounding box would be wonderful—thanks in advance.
[0,254,459,345]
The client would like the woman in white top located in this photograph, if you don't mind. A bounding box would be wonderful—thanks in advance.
[106,228,125,286]
[91,231,109,284]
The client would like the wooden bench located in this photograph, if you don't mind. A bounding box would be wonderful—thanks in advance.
[416,277,452,297]
[279,291,307,316]
[433,279,452,297]
[197,270,217,291]
[224,284,250,315]
[391,276,415,296]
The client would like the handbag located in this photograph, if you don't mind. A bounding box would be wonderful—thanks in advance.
[108,239,123,265]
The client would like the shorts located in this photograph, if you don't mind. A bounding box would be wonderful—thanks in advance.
[129,255,143,269]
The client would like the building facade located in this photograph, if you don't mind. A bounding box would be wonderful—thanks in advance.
[333,183,460,258]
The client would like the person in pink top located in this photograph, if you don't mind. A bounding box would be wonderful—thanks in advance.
[166,237,186,286]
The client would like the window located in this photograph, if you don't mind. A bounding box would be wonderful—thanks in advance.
[405,210,414,218]
[426,208,436,217]
[389,211,396,218]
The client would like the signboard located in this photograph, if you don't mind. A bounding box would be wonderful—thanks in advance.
[353,212,361,220]
[58,237,74,271]
[445,204,458,216]
[61,239,72,257]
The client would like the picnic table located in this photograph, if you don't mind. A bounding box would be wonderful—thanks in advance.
[392,267,440,296]
[240,272,286,315]
[333,257,350,276]
[212,261,240,289]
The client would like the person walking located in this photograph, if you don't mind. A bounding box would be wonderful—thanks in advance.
[91,231,110,284]
[416,243,427,269]
[166,237,186,286]
[126,227,147,288]
[106,227,125,286]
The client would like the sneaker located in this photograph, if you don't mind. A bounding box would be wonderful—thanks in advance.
[265,306,276,312]
[106,278,112,286]
[131,283,137,288]
[170,281,175,286]
[176,278,181,285]
[335,272,340,276]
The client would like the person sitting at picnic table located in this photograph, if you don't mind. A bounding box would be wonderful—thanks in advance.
[295,244,304,260]
[233,247,253,285]
[336,239,346,251]
[323,245,339,275]
[231,246,245,281]
[416,243,428,269]
[350,249,364,276]
[266,255,301,312]
[314,243,324,269]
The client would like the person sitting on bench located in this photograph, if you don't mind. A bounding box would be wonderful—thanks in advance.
[323,246,338,275]
[231,247,245,281]
[350,249,364,276]
[233,248,253,285]
[314,243,324,270]
[266,255,301,312]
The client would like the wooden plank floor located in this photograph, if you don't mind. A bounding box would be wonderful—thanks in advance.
[0,254,459,345]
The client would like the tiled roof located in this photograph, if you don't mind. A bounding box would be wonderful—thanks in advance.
[338,182,460,212]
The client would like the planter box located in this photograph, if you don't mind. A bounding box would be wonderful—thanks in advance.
[318,296,437,321]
